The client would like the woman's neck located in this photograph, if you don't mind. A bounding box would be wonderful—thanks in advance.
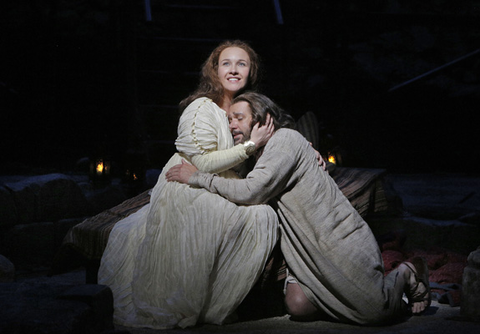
[219,94,233,112]
[220,87,238,111]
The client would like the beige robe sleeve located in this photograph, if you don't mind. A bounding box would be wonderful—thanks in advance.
[189,129,303,205]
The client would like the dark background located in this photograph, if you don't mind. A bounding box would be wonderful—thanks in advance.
[2,0,479,176]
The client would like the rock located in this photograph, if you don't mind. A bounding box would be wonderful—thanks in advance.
[59,284,114,328]
[461,246,480,320]
[0,280,114,334]
[0,255,15,283]
[84,184,127,216]
[0,185,17,227]
[459,212,480,226]
[4,173,89,224]
[3,222,55,271]
[54,217,86,250]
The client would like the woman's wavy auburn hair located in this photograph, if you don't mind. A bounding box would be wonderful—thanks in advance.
[179,40,261,111]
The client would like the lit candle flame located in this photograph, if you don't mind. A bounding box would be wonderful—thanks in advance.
[96,161,104,174]
[328,154,336,164]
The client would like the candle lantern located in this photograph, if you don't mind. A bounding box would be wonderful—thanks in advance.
[89,157,112,185]
[124,166,144,184]
[325,146,342,167]
[328,152,337,165]
[122,148,147,196]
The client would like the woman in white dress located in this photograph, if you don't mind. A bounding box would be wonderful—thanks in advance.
[98,40,279,329]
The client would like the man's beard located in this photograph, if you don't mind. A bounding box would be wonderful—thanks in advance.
[232,131,249,145]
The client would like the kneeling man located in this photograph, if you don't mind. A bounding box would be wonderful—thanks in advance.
[166,92,430,325]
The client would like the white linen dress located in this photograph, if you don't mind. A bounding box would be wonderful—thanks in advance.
[98,98,279,329]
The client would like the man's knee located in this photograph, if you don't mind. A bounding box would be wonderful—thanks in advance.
[284,283,317,318]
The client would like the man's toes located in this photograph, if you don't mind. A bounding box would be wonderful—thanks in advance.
[412,302,420,314]
[412,300,428,314]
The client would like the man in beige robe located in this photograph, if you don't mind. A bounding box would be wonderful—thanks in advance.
[166,92,430,325]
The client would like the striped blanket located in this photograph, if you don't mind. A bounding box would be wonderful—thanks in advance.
[53,167,389,278]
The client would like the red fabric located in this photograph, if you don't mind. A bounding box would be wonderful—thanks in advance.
[382,250,405,275]
[429,262,466,285]
[405,249,448,270]
[382,248,467,284]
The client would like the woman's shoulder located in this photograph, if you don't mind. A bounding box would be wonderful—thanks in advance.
[186,97,215,110]
[181,97,223,117]
[178,97,226,135]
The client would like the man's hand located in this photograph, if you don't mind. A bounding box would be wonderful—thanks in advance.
[165,160,198,184]
[250,113,275,148]
[309,143,326,171]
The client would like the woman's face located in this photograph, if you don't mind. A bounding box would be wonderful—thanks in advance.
[217,47,251,97]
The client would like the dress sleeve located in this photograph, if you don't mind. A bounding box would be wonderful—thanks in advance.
[175,98,250,173]
[189,130,301,204]
[191,145,249,173]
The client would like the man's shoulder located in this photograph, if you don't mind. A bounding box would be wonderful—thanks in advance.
[267,128,308,151]
[273,128,306,142]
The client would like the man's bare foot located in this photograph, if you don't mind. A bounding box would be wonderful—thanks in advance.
[402,257,431,314]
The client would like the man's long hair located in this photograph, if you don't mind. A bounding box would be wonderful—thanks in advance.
[232,92,295,130]
[179,40,261,112]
